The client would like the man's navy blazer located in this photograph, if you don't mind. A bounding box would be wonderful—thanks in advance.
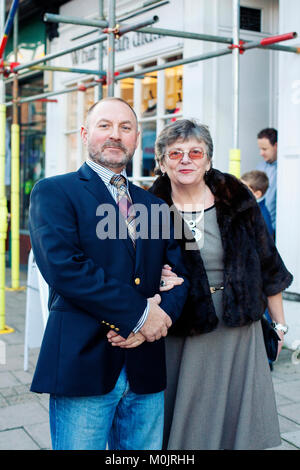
[29,163,189,396]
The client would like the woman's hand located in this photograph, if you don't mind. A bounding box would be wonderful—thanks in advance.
[107,330,146,348]
[160,264,184,291]
[267,292,287,360]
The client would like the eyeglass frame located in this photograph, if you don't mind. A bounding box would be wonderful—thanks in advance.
[164,148,208,161]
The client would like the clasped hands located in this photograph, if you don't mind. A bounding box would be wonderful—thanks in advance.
[107,265,184,349]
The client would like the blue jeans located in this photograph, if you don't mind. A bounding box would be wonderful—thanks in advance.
[49,366,164,450]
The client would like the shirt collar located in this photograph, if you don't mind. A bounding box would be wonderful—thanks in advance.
[86,158,128,187]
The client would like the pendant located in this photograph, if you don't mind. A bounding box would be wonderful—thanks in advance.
[191,226,202,242]
[187,220,197,229]
[184,210,204,243]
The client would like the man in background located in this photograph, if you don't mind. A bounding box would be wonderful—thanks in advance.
[256,128,277,233]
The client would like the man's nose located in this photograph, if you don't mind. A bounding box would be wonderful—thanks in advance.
[109,125,121,140]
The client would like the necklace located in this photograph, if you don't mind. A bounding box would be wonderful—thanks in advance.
[174,185,207,242]
[185,210,204,242]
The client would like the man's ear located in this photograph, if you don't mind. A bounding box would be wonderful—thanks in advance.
[135,130,141,149]
[80,126,88,145]
[254,189,263,199]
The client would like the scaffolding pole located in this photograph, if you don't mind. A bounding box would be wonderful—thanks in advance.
[44,12,159,36]
[229,0,241,178]
[13,13,158,77]
[137,25,300,54]
[28,65,106,75]
[43,13,108,29]
[107,0,116,97]
[10,8,21,291]
[13,32,109,73]
[5,80,102,107]
[0,0,13,334]
[5,30,297,105]
[98,0,104,100]
[71,0,169,41]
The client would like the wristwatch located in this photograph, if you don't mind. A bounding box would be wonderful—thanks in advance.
[271,322,289,335]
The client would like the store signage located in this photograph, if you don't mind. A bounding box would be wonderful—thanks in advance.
[71,32,163,65]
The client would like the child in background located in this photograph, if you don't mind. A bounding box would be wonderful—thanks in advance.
[241,170,275,370]
[241,170,274,237]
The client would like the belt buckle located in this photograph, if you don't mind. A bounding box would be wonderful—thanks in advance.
[210,286,224,294]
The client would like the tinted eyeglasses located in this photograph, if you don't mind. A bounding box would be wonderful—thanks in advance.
[166,148,207,160]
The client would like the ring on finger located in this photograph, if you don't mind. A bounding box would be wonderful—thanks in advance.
[160,279,166,287]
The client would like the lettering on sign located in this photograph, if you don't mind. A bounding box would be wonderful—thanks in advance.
[72,32,163,65]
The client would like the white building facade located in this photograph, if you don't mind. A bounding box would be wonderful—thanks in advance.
[44,0,300,347]
[45,0,279,177]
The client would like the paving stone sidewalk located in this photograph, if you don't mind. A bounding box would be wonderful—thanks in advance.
[0,269,300,450]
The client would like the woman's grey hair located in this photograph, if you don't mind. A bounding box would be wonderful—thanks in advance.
[155,119,213,167]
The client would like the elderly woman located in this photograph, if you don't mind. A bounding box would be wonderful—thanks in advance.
[148,119,292,450]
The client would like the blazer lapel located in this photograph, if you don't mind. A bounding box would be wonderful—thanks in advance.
[78,163,135,260]
[129,182,152,266]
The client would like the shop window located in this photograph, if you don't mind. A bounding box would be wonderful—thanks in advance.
[120,76,134,109]
[66,89,79,172]
[141,121,156,177]
[66,133,79,173]
[15,76,46,230]
[141,66,157,117]
[240,7,261,32]
[119,74,134,176]
[140,63,157,177]
[67,90,78,130]
[83,82,107,125]
[165,63,183,117]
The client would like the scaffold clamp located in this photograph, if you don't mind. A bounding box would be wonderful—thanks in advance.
[95,71,120,86]
[0,59,20,78]
[228,40,246,54]
[103,24,121,39]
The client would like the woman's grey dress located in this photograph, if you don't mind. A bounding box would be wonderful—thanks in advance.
[164,206,281,450]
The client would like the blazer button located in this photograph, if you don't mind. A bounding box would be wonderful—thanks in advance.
[135,277,141,285]
[110,325,115,329]
[115,328,120,332]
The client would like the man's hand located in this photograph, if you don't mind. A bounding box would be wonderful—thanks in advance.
[107,331,146,349]
[106,294,172,347]
[140,294,172,342]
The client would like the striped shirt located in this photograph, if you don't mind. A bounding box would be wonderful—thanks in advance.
[86,159,149,334]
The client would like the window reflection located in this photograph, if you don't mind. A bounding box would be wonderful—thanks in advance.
[141,121,156,177]
[67,90,77,130]
[141,65,157,116]
[120,77,134,108]
[165,64,183,115]
[66,133,78,173]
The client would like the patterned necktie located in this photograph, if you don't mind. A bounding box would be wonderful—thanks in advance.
[110,174,136,247]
